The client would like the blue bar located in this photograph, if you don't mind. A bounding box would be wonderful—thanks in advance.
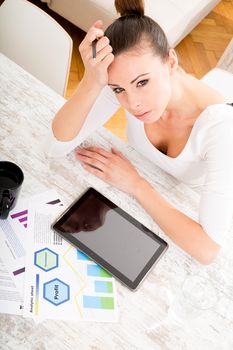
[77,249,89,261]
[87,264,111,278]
[95,281,113,293]
[83,296,101,309]
[87,264,101,277]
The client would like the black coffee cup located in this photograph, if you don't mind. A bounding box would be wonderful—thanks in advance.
[0,161,24,219]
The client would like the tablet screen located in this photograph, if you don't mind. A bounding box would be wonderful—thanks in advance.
[52,188,168,289]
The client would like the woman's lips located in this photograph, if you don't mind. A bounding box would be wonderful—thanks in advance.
[134,111,152,120]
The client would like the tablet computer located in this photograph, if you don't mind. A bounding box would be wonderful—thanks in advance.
[52,188,168,290]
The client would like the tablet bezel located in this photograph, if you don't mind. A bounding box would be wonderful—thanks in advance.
[52,188,168,290]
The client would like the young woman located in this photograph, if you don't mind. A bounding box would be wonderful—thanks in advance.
[48,0,233,264]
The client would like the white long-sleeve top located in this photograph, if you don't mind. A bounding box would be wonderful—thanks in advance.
[47,86,233,246]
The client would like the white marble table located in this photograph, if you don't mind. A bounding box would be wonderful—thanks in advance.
[0,53,233,350]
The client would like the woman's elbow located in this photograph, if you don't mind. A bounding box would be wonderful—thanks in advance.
[197,242,221,265]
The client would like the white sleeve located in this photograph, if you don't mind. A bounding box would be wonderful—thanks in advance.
[46,86,120,158]
[198,116,233,246]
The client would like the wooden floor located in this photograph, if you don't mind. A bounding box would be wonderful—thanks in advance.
[29,0,233,141]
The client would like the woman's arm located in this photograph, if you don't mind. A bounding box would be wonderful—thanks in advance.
[52,79,105,141]
[134,178,221,265]
[52,20,114,142]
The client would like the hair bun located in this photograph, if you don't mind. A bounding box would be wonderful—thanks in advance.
[115,0,144,17]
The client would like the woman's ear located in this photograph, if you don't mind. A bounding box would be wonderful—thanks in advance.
[168,48,178,74]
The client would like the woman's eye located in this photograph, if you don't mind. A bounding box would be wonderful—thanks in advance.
[113,87,124,94]
[137,79,149,87]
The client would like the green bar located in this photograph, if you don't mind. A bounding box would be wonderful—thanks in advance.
[101,297,115,309]
[99,267,112,278]
[107,282,113,293]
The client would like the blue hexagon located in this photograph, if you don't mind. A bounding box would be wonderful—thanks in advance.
[34,248,58,272]
[43,278,70,306]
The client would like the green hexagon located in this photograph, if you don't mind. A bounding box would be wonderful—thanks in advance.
[34,248,58,271]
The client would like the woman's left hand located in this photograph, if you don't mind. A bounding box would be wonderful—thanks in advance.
[76,146,143,195]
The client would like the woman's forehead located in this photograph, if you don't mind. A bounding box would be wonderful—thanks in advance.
[108,51,163,83]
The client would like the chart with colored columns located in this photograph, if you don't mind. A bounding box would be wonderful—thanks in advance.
[85,266,114,309]
[76,250,115,310]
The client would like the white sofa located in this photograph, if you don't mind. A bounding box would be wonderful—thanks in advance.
[202,68,233,101]
[201,38,233,101]
[41,0,220,47]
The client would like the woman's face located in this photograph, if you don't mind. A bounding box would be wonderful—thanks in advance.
[108,48,175,123]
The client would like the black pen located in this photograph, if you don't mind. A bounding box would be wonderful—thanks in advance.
[92,38,98,59]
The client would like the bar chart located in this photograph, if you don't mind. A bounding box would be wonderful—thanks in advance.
[11,209,28,228]
[83,295,114,310]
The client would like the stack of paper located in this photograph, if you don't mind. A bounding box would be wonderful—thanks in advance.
[0,190,118,323]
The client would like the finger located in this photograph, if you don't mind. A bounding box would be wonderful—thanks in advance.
[79,32,103,57]
[93,45,113,63]
[85,26,104,43]
[82,163,106,179]
[93,20,103,29]
[111,148,125,158]
[76,153,107,167]
[102,52,114,67]
[82,147,112,159]
[95,36,110,52]
[76,150,108,169]
[80,156,107,171]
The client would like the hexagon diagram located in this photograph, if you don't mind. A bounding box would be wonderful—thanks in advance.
[34,248,58,272]
[43,278,70,306]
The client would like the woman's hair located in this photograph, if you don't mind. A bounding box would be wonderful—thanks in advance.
[105,0,170,61]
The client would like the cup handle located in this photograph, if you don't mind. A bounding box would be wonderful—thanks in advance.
[0,195,11,219]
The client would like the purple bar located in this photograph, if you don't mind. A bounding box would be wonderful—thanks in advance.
[11,210,28,219]
[13,267,25,276]
[19,217,27,223]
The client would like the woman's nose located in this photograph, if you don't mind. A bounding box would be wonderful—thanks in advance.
[126,94,141,111]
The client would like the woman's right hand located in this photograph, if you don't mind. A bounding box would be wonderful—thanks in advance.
[79,20,114,88]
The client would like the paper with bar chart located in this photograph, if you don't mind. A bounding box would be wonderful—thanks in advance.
[0,190,63,298]
[0,198,28,297]
[23,199,118,323]
[0,190,64,315]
